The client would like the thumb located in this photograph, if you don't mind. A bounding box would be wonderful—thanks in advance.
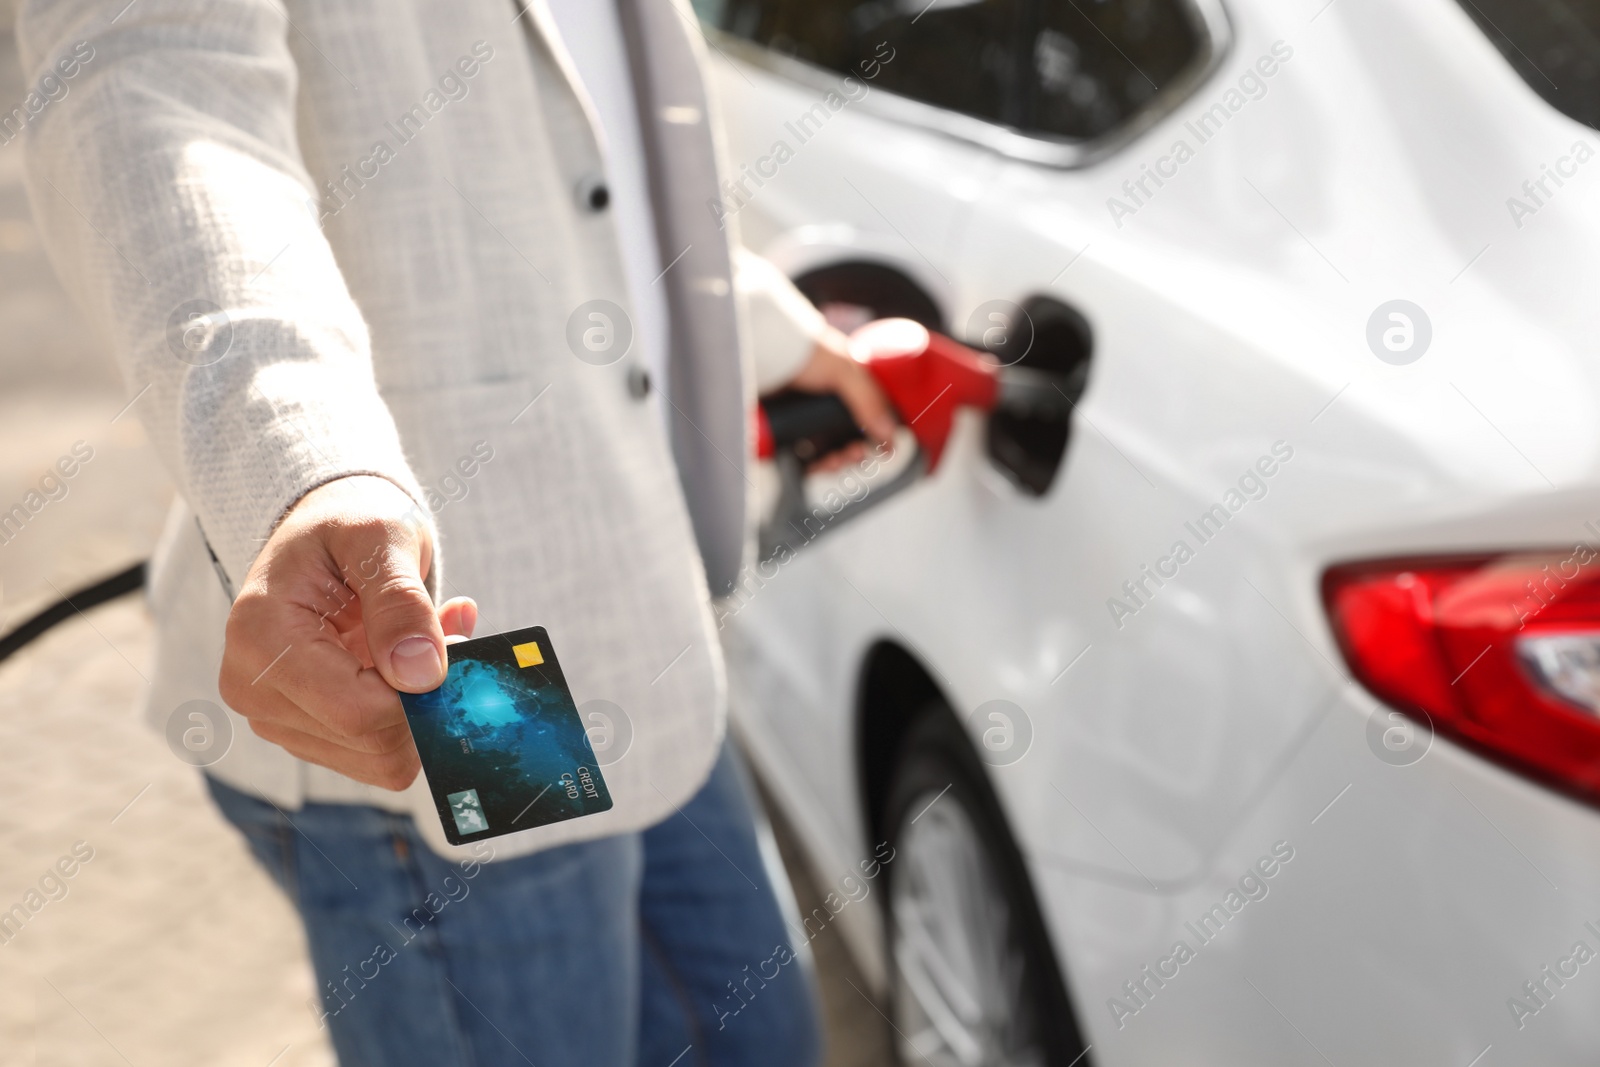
[346,536,448,693]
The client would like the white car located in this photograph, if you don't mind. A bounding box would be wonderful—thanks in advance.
[694,0,1600,1063]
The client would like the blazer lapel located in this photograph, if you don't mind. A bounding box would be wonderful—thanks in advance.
[510,0,610,146]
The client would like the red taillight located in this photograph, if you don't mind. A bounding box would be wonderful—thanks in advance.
[1323,553,1600,805]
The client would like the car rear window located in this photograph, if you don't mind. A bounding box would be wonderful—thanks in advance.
[1455,0,1600,130]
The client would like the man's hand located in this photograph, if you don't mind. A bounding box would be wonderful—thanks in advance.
[218,475,477,790]
[783,325,898,471]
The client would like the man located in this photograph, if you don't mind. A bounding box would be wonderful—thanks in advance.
[18,0,894,1062]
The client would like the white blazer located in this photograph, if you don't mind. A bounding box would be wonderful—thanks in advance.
[17,0,825,859]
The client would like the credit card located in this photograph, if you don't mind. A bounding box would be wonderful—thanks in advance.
[397,625,612,845]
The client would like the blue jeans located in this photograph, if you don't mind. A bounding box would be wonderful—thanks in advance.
[206,743,821,1067]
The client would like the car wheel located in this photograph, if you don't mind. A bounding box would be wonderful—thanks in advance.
[882,707,1089,1067]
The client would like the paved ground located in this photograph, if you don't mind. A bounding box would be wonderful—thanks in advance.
[0,15,891,1067]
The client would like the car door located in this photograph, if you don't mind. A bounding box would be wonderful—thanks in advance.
[947,0,1369,897]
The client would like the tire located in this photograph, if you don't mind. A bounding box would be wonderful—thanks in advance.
[881,706,1091,1067]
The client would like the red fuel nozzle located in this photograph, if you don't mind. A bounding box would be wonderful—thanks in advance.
[848,319,999,471]
[756,317,1074,555]
[755,318,1010,470]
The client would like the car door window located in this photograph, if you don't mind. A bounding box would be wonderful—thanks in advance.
[1024,0,1208,140]
[707,0,1027,127]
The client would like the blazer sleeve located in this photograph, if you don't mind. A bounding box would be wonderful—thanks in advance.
[16,0,437,594]
[733,246,829,395]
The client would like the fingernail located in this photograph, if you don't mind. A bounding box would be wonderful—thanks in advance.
[392,636,442,688]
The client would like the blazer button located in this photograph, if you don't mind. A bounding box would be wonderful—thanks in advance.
[627,366,651,399]
[576,173,610,213]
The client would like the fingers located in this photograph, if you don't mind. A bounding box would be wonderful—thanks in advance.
[260,476,448,695]
[249,718,421,791]
[832,357,897,445]
[783,334,898,447]
[439,596,478,640]
[778,337,896,470]
[222,624,409,742]
[308,511,444,697]
[228,678,413,755]
[229,598,471,754]
[808,441,869,474]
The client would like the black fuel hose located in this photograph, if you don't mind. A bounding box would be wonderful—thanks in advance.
[0,562,147,665]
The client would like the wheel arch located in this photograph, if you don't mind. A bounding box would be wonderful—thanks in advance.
[855,639,946,852]
[854,638,1097,1061]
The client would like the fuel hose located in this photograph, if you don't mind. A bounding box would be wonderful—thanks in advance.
[0,562,146,665]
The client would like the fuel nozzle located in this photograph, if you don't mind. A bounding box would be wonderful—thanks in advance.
[759,317,1072,471]
[755,317,1077,561]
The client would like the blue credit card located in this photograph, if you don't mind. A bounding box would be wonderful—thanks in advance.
[398,625,612,845]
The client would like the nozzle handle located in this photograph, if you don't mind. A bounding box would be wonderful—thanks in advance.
[760,389,865,463]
